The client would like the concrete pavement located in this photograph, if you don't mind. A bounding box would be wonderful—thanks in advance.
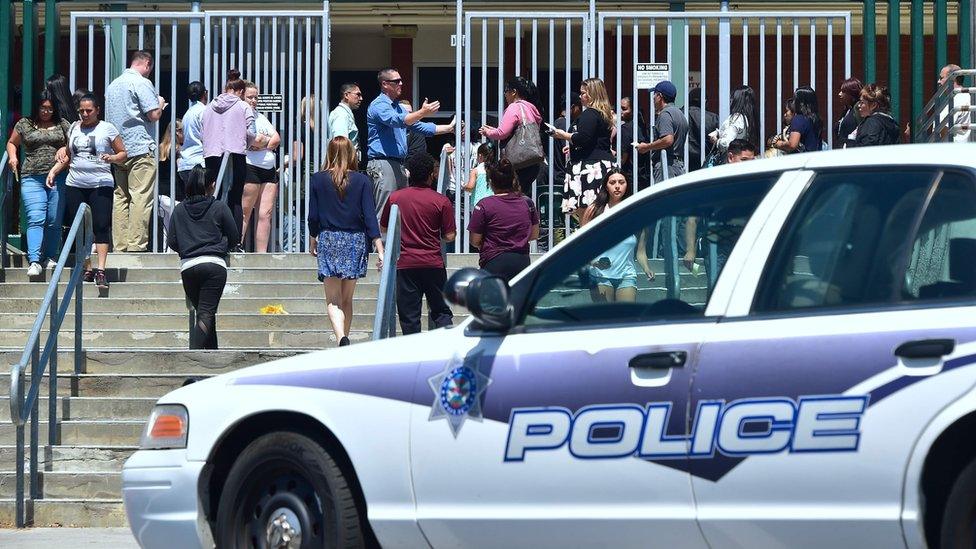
[0,527,139,547]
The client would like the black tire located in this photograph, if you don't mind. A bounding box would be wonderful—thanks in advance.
[941,457,976,549]
[215,431,364,549]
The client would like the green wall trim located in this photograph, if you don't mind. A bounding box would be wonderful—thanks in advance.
[887,0,900,122]
[864,0,876,83]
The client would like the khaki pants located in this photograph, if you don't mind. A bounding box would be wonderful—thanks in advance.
[112,153,157,252]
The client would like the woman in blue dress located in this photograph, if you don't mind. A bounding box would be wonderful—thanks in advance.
[580,169,654,303]
[308,136,384,347]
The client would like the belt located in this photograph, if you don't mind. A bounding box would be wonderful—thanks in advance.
[368,155,404,163]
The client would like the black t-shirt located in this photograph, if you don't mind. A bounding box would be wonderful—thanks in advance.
[569,108,614,163]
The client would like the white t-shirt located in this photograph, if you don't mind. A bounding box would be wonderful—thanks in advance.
[67,121,119,188]
[246,113,277,170]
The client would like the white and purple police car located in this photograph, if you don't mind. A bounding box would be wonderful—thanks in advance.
[124,144,976,549]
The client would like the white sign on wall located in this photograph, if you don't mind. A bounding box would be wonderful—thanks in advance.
[635,63,671,90]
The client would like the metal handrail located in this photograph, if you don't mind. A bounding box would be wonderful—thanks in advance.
[9,204,93,528]
[212,151,231,200]
[435,147,451,196]
[0,151,11,269]
[916,69,976,143]
[373,204,401,340]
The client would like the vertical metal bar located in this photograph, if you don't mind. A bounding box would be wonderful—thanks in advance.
[598,14,605,80]
[683,21,689,168]
[760,18,766,153]
[463,15,471,253]
[482,18,487,133]
[315,20,322,183]
[649,21,656,186]
[103,22,110,92]
[138,19,144,48]
[701,20,707,165]
[549,18,555,249]
[792,19,799,91]
[863,0,877,83]
[221,17,228,82]
[589,0,597,77]
[809,19,816,91]
[845,14,852,78]
[171,22,178,208]
[777,19,783,134]
[43,0,58,77]
[961,0,973,68]
[565,18,572,234]
[272,17,282,249]
[615,19,622,167]
[289,17,296,250]
[74,248,83,377]
[49,286,57,447]
[238,16,245,73]
[498,19,504,122]
[532,19,538,83]
[742,20,748,84]
[632,21,638,188]
[827,19,834,149]
[304,17,312,253]
[888,0,902,123]
[246,19,253,80]
[935,0,948,72]
[718,7,730,122]
[29,343,38,501]
[87,21,94,91]
[70,15,78,92]
[153,20,161,251]
[912,0,924,138]
[515,19,521,76]
[255,18,262,86]
[15,425,23,527]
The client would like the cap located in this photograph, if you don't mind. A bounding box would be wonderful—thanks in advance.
[652,80,677,102]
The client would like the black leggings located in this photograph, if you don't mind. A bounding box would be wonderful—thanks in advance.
[181,262,228,349]
[516,164,541,191]
[484,252,530,283]
[205,153,247,236]
[64,185,113,244]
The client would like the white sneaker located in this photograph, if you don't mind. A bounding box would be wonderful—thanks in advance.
[43,258,58,269]
[26,262,42,277]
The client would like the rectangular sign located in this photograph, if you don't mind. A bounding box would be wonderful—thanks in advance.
[635,63,670,90]
[256,94,283,112]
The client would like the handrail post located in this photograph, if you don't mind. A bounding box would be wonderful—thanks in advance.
[50,284,58,447]
[373,205,401,341]
[29,342,39,502]
[15,425,23,527]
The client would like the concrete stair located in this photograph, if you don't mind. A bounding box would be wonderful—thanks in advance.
[0,250,706,528]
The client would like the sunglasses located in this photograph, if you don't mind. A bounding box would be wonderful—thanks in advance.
[384,78,403,85]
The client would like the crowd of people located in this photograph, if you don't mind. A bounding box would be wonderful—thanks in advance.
[4,48,970,348]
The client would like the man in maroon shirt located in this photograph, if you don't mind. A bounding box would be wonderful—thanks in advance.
[380,153,457,335]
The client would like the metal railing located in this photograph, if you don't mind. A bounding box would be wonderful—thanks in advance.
[916,68,976,143]
[8,205,93,528]
[372,204,401,340]
[0,151,11,269]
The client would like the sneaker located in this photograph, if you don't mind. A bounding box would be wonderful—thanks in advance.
[339,336,351,347]
[94,269,109,290]
[83,270,95,283]
[26,262,42,277]
[43,258,58,270]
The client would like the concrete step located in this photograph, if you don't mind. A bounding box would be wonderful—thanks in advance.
[0,471,121,500]
[6,252,494,269]
[0,373,216,398]
[0,349,306,375]
[3,266,471,284]
[3,311,467,331]
[0,297,381,314]
[0,397,156,421]
[0,281,383,299]
[0,498,126,527]
[0,327,373,349]
[0,421,144,446]
[0,446,136,472]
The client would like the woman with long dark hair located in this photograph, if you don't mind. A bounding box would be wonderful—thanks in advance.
[479,76,545,188]
[6,90,72,276]
[468,159,540,282]
[772,86,823,153]
[851,84,900,147]
[580,168,653,302]
[308,136,383,347]
[45,73,80,123]
[166,165,239,349]
[708,85,759,164]
[836,77,863,148]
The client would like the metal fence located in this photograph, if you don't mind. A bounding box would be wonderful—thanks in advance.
[69,9,330,253]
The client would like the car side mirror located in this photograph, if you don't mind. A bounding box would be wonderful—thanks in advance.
[444,268,513,331]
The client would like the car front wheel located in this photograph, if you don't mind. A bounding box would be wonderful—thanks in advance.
[215,431,364,549]
[941,457,976,549]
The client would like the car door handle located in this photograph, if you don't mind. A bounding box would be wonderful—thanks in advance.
[629,351,687,370]
[895,339,955,360]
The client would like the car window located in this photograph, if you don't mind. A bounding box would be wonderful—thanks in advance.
[903,172,976,302]
[521,176,777,329]
[754,169,938,313]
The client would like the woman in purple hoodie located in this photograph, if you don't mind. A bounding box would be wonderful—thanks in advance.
[202,69,263,239]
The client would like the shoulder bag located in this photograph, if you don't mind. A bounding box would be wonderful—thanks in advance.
[502,102,545,170]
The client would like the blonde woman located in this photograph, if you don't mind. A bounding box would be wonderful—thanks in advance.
[550,78,617,215]
[307,136,384,347]
[242,82,281,252]
[158,119,183,200]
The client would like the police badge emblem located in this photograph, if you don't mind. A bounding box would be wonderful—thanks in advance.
[428,351,492,437]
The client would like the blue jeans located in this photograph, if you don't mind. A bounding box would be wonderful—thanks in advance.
[20,173,66,263]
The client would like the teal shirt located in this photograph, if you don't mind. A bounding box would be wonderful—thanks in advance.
[470,165,492,207]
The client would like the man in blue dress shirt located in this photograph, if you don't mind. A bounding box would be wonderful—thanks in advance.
[366,68,455,221]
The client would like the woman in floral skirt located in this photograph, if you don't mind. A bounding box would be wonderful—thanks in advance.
[308,136,384,347]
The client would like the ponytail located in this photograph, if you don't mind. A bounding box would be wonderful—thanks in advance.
[488,159,520,194]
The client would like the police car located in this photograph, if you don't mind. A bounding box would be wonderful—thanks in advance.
[124,144,976,549]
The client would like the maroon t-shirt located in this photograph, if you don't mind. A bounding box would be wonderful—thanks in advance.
[381,186,456,269]
[467,193,540,267]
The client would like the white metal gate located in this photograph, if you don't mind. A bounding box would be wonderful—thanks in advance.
[69,9,330,253]
[598,10,852,183]
[458,11,591,253]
